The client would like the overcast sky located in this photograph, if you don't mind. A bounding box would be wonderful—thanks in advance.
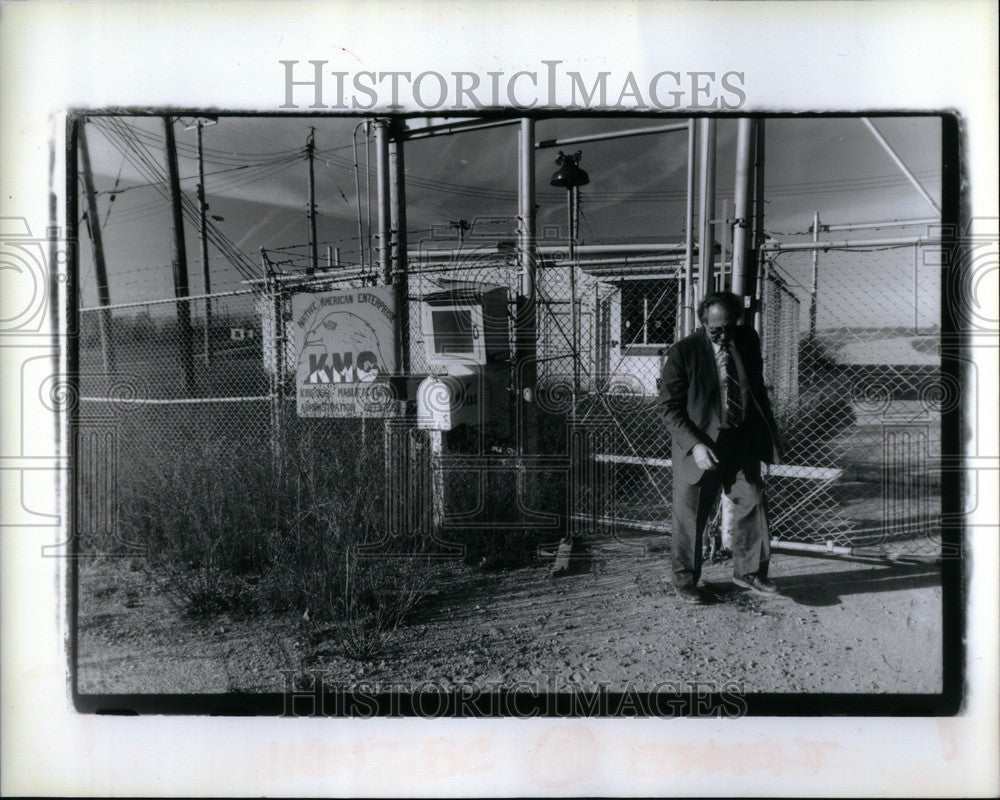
[76,114,942,327]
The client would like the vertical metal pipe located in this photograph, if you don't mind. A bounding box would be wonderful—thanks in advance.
[516,118,538,461]
[365,121,373,276]
[809,210,820,337]
[748,119,766,328]
[720,198,731,288]
[697,118,717,303]
[374,119,391,285]
[754,257,767,337]
[64,117,79,567]
[261,248,283,470]
[731,117,753,296]
[429,428,444,531]
[352,123,365,274]
[683,118,697,335]
[719,160,740,551]
[569,185,581,404]
[518,118,537,298]
[388,122,409,373]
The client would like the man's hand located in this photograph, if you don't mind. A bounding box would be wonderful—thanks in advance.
[692,443,719,471]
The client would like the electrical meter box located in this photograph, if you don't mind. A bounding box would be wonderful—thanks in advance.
[416,281,511,432]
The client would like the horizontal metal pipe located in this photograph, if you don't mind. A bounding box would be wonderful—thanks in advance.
[536,122,689,149]
[80,287,259,312]
[818,217,938,233]
[541,242,687,255]
[770,539,853,556]
[403,118,520,140]
[243,267,365,285]
[575,254,684,264]
[762,236,940,252]
[81,395,269,405]
[569,514,668,534]
[770,539,941,563]
[411,242,688,261]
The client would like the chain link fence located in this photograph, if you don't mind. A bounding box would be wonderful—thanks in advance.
[76,235,944,561]
[76,290,273,555]
[760,243,943,557]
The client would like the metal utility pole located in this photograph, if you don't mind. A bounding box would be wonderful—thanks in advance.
[516,117,539,461]
[809,210,820,338]
[683,119,698,335]
[697,118,717,300]
[77,119,115,372]
[750,119,766,332]
[550,149,590,412]
[731,117,753,298]
[185,117,217,364]
[569,184,581,403]
[162,116,196,393]
[307,128,318,274]
[374,120,392,285]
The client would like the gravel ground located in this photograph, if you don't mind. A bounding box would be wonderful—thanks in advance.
[76,536,943,699]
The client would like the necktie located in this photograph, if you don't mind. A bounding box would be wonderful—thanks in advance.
[719,346,743,427]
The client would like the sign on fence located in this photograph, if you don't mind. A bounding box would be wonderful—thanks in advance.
[292,287,399,417]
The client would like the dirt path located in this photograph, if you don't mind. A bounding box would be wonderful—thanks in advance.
[76,537,942,698]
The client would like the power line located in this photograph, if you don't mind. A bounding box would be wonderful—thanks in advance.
[96,155,302,196]
[94,117,262,284]
[111,118,308,163]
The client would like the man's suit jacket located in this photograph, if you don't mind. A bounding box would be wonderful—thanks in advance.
[658,325,780,484]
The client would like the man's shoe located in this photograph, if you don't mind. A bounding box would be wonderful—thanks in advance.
[733,573,778,595]
[674,584,705,604]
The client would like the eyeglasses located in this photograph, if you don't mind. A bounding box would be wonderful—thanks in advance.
[707,324,736,336]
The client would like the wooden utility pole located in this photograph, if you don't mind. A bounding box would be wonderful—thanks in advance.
[307,128,318,274]
[195,119,212,363]
[77,119,115,372]
[162,116,196,393]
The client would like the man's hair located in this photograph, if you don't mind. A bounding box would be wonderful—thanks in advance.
[697,290,743,324]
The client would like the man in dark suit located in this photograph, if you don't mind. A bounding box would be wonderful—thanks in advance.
[658,291,782,603]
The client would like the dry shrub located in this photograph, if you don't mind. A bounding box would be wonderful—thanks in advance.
[108,412,432,655]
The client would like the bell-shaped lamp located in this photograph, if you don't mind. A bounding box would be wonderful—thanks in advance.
[549,150,590,188]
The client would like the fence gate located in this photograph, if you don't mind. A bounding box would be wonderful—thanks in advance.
[759,241,944,559]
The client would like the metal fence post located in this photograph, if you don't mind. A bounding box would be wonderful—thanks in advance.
[262,260,284,474]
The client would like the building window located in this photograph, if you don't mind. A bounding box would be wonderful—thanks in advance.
[621,279,678,347]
